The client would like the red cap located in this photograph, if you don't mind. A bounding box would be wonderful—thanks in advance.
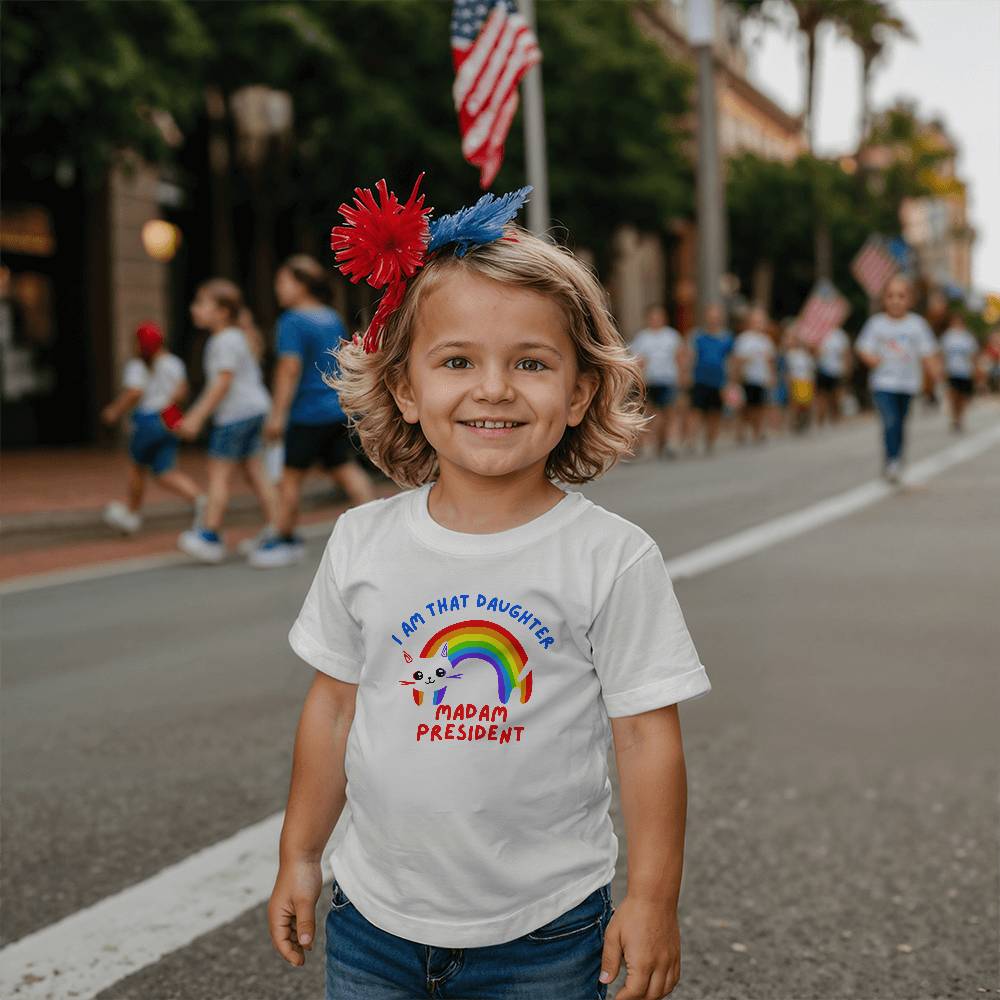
[136,321,164,361]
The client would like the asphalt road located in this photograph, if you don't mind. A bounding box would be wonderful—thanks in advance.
[3,402,998,1000]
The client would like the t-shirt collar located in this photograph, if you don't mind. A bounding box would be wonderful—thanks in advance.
[407,481,587,555]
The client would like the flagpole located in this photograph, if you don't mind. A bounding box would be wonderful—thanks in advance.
[518,0,550,235]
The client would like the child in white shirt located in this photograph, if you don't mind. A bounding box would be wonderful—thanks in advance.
[267,179,711,1000]
[100,322,203,535]
[176,279,276,562]
[939,311,981,433]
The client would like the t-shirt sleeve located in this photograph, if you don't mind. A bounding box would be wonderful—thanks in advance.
[288,517,363,684]
[211,330,243,373]
[277,313,304,359]
[916,318,937,357]
[122,359,147,391]
[588,544,711,718]
[856,318,878,355]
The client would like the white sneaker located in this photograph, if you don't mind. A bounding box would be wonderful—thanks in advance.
[104,501,142,535]
[884,460,902,485]
[178,529,226,564]
[237,525,276,557]
[248,536,307,569]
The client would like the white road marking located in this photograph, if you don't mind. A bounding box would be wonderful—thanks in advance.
[1,421,997,999]
[666,420,1000,581]
[0,813,285,999]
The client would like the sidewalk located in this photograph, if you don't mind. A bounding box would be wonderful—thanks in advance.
[0,444,396,582]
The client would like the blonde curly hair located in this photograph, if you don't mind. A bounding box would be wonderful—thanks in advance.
[325,225,649,488]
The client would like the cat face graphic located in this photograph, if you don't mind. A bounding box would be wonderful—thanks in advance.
[399,641,463,702]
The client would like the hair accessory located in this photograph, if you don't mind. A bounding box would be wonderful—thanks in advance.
[427,186,532,257]
[330,175,532,353]
[136,321,164,361]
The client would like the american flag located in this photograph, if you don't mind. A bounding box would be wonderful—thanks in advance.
[850,234,898,298]
[797,280,850,348]
[451,0,541,189]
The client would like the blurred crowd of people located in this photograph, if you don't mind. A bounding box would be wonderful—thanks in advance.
[98,264,998,566]
[100,255,378,567]
[630,276,998,483]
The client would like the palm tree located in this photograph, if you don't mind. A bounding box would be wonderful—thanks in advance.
[836,0,913,147]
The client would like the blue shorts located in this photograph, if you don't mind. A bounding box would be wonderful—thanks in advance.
[128,411,178,475]
[208,414,264,461]
[325,879,614,1000]
[645,383,678,408]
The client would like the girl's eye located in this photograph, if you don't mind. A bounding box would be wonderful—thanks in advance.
[442,358,548,371]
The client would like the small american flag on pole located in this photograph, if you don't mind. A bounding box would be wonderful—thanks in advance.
[797,280,850,348]
[451,0,541,189]
[850,234,899,298]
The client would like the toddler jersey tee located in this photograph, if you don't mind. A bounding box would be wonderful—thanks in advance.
[203,327,271,426]
[289,482,711,948]
[631,326,683,385]
[856,312,936,394]
[940,328,978,378]
[123,354,186,414]
[817,328,850,377]
[733,330,775,387]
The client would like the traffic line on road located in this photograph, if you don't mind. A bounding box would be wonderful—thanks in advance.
[665,420,1000,581]
[0,813,285,999]
[1,420,998,999]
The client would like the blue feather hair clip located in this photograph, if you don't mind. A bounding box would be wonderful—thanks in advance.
[427,186,533,257]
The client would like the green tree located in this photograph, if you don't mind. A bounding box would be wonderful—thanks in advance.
[1,0,210,183]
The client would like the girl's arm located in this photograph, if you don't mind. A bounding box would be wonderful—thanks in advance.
[176,371,233,439]
[101,388,143,426]
[601,704,686,1000]
[265,354,303,442]
[170,379,190,407]
[267,671,357,967]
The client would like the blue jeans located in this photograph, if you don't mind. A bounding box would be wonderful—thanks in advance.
[207,413,264,461]
[872,390,913,463]
[325,879,614,1000]
[128,411,178,475]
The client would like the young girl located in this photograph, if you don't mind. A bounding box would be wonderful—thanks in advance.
[732,305,775,444]
[630,304,687,459]
[250,254,378,569]
[856,275,940,483]
[267,179,712,1000]
[101,321,203,535]
[176,279,277,562]
[786,327,817,434]
[939,310,981,433]
[683,302,734,456]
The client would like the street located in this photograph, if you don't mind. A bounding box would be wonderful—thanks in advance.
[2,403,998,1000]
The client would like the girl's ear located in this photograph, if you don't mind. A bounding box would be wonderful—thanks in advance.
[566,370,600,429]
[388,371,421,426]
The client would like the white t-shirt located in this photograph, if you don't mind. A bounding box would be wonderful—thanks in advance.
[733,330,775,386]
[818,328,850,377]
[940,328,978,379]
[786,347,815,382]
[289,483,711,948]
[203,327,271,425]
[123,354,186,414]
[856,312,937,394]
[631,327,683,385]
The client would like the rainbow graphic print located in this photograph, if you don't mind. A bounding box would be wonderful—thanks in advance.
[399,619,533,707]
